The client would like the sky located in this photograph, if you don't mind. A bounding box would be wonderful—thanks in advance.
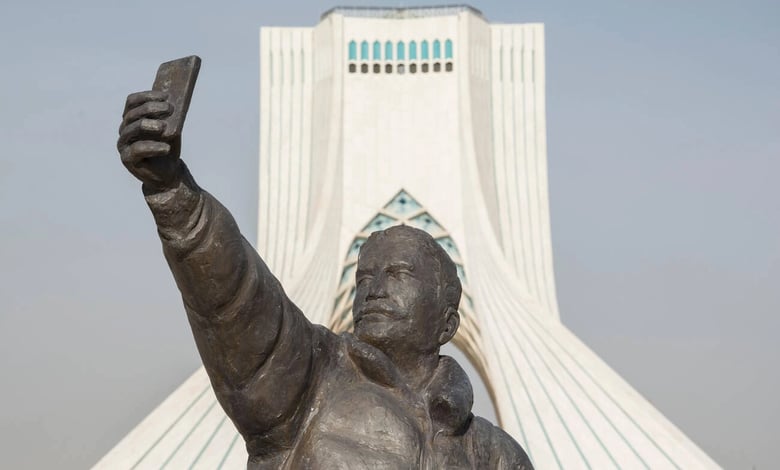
[0,0,778,468]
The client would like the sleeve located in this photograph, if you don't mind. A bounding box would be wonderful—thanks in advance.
[143,163,321,451]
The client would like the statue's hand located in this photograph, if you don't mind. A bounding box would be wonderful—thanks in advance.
[118,90,182,191]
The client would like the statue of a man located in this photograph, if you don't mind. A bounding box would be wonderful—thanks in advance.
[118,90,533,469]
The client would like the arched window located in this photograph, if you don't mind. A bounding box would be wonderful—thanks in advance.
[385,41,393,60]
[348,40,357,61]
[373,41,381,60]
[360,41,369,60]
[397,41,405,61]
[421,40,429,60]
[409,41,417,60]
[445,39,453,59]
[433,40,441,59]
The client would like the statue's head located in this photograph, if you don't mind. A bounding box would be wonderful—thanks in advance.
[353,225,462,356]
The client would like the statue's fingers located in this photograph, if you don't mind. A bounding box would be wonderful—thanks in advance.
[122,100,173,124]
[121,140,171,166]
[123,90,169,114]
[118,118,166,147]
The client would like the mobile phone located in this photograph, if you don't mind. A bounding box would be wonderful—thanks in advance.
[152,55,201,139]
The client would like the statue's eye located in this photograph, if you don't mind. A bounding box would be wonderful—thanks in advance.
[387,267,413,278]
[357,275,373,285]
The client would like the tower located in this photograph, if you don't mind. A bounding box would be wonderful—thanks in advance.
[96,6,720,469]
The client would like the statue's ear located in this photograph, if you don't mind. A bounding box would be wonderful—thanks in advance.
[438,307,460,345]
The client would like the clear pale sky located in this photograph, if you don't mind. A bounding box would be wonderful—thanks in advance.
[1,1,777,468]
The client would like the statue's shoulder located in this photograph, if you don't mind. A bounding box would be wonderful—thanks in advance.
[309,324,347,363]
[466,415,535,469]
[307,327,369,380]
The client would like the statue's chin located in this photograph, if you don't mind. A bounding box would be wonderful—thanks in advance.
[354,321,396,350]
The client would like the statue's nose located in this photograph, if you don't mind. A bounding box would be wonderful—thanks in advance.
[366,273,388,300]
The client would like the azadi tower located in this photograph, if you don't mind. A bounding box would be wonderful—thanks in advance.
[97,6,721,469]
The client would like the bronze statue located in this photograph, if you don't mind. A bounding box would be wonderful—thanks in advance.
[117,58,533,469]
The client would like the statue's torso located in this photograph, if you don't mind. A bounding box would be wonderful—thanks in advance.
[246,330,527,470]
[291,378,427,469]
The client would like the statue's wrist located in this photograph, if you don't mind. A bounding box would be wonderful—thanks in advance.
[143,161,203,236]
[143,161,200,207]
[142,160,190,197]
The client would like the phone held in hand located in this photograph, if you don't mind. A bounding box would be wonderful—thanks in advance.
[152,55,201,140]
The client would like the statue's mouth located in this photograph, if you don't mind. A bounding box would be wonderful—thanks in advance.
[355,306,398,323]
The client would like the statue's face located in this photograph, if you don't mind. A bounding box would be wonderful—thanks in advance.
[353,232,444,354]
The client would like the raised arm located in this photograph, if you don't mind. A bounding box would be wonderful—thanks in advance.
[117,90,317,452]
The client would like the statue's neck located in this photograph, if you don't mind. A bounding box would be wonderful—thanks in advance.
[387,347,440,393]
[347,334,440,393]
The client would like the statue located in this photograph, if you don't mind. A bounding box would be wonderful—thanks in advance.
[117,58,534,469]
